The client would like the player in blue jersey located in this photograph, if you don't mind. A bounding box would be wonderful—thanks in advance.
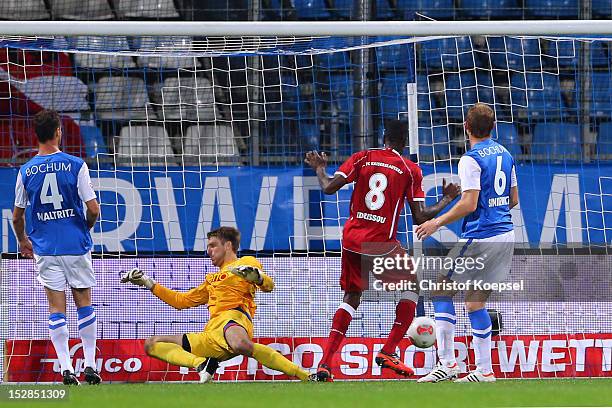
[415,103,519,383]
[12,110,101,385]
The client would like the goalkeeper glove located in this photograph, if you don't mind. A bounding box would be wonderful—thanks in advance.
[121,268,156,290]
[229,265,263,285]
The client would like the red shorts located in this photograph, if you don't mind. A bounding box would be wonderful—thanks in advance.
[340,246,415,292]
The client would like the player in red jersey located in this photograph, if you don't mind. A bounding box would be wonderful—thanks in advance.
[305,120,460,381]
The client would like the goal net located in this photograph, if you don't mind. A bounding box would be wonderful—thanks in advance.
[0,26,610,382]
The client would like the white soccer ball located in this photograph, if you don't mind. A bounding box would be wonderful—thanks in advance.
[407,316,436,348]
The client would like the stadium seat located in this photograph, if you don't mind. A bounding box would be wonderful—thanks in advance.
[593,0,612,18]
[488,36,542,71]
[591,72,612,118]
[115,125,175,165]
[71,37,136,69]
[416,75,441,127]
[0,0,49,20]
[21,76,90,115]
[381,74,409,120]
[525,0,579,18]
[460,0,520,19]
[597,122,612,154]
[79,125,108,157]
[159,76,218,122]
[50,0,114,20]
[420,38,461,71]
[375,37,412,70]
[183,125,239,164]
[115,0,179,18]
[419,126,453,159]
[3,117,84,158]
[408,0,455,20]
[317,50,350,70]
[525,73,565,120]
[327,73,353,122]
[299,122,321,150]
[491,123,521,156]
[292,0,331,20]
[532,123,581,158]
[135,37,202,69]
[94,76,153,121]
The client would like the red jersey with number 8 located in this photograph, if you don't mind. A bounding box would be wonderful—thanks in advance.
[336,148,425,255]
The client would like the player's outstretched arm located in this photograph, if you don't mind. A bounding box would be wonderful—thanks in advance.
[121,268,209,310]
[415,190,479,240]
[304,151,347,194]
[409,179,461,225]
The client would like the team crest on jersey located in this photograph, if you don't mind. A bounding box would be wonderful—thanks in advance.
[207,272,228,284]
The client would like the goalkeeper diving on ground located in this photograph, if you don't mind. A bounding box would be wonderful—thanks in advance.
[121,226,312,382]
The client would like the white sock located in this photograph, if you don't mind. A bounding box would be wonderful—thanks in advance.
[77,306,97,368]
[472,335,492,374]
[49,313,73,373]
[435,319,457,367]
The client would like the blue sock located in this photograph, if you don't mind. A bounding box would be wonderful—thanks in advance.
[77,306,97,368]
[468,308,493,374]
[432,296,457,366]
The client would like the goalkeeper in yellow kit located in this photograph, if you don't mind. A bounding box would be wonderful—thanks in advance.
[121,226,311,382]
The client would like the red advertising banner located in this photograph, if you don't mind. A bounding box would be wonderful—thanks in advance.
[5,333,612,382]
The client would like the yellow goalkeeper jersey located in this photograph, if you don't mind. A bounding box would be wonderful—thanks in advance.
[151,256,273,319]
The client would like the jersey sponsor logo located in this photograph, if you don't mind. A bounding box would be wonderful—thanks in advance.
[356,211,387,224]
[476,145,506,158]
[24,162,72,177]
[364,161,403,174]
[207,272,228,284]
[36,208,75,221]
[488,196,510,207]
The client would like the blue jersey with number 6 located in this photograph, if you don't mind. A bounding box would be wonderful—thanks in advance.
[459,138,516,239]
[19,152,93,255]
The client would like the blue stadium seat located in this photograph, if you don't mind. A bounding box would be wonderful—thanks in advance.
[460,0,520,19]
[525,73,565,120]
[416,75,441,126]
[293,0,331,20]
[420,38,461,71]
[408,0,454,20]
[593,0,612,18]
[525,0,579,18]
[300,122,321,150]
[597,122,612,154]
[590,42,609,68]
[317,50,350,70]
[418,126,453,159]
[381,74,409,120]
[373,0,407,19]
[80,125,108,158]
[491,123,521,156]
[376,37,413,70]
[591,72,612,118]
[532,123,581,157]
[488,36,542,71]
[328,73,353,121]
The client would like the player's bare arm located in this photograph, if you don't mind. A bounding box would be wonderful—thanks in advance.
[509,185,519,209]
[85,198,100,230]
[409,179,461,225]
[415,189,479,240]
[12,206,33,258]
[304,151,347,194]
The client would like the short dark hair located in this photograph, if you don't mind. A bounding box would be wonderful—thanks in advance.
[466,103,495,138]
[383,120,407,149]
[207,226,240,252]
[33,109,61,143]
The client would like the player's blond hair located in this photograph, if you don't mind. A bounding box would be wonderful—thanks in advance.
[466,103,495,139]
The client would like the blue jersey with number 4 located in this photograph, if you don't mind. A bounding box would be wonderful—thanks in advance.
[461,138,515,239]
[20,152,93,255]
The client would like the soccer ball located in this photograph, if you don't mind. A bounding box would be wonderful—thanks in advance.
[407,316,436,348]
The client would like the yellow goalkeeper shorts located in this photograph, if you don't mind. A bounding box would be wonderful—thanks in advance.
[185,308,254,360]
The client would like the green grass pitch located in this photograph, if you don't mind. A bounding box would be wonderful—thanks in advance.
[4,379,612,408]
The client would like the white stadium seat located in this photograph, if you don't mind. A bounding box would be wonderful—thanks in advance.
[72,37,136,69]
[0,0,49,20]
[115,125,176,165]
[159,76,218,122]
[22,76,90,114]
[135,36,201,69]
[50,0,114,20]
[94,76,154,121]
[115,0,179,18]
[183,125,239,165]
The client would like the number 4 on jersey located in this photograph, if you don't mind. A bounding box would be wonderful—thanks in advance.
[40,173,64,210]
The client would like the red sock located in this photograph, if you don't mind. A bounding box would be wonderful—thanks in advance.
[320,303,355,367]
[381,300,416,354]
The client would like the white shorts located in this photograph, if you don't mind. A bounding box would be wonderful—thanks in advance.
[441,230,514,284]
[34,252,96,291]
